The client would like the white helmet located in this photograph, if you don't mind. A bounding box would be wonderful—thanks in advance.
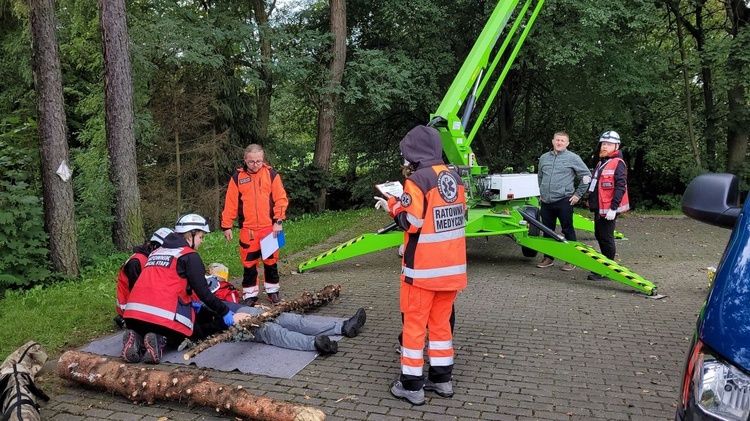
[150,227,173,245]
[599,131,621,144]
[174,214,210,233]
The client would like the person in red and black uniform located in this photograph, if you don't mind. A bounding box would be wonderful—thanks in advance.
[114,227,173,328]
[378,125,467,406]
[121,214,248,364]
[587,131,630,281]
[221,144,289,306]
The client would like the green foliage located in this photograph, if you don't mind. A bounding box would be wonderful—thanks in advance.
[0,276,116,360]
[280,162,330,216]
[0,208,372,360]
[0,120,51,291]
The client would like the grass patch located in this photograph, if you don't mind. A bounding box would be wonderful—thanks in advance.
[0,209,377,360]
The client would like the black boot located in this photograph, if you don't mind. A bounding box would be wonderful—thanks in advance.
[342,308,367,338]
[263,263,281,303]
[314,335,338,355]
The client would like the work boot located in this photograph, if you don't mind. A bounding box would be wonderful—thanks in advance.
[142,333,166,364]
[537,257,554,268]
[267,292,281,304]
[121,329,143,363]
[341,308,367,338]
[241,296,258,307]
[587,272,606,281]
[424,378,454,397]
[562,262,576,271]
[314,335,338,355]
[389,380,425,405]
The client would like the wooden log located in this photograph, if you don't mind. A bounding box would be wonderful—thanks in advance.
[56,350,325,421]
[184,284,342,360]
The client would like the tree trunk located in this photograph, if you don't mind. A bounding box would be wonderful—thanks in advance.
[726,84,748,174]
[666,0,719,171]
[674,10,701,167]
[175,129,181,216]
[99,0,144,250]
[725,0,750,175]
[251,0,274,143]
[29,0,80,277]
[57,351,326,421]
[211,129,222,227]
[313,0,346,212]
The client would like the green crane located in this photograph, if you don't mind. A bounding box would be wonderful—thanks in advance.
[298,0,657,296]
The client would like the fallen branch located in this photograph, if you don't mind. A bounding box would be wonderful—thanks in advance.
[57,350,325,421]
[184,284,342,360]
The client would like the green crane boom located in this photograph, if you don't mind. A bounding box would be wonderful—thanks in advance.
[297,0,657,296]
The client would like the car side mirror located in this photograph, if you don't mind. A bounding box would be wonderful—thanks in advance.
[682,173,742,229]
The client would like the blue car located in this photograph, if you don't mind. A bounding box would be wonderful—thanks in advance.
[677,173,750,421]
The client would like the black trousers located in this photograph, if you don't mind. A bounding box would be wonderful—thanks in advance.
[593,212,617,260]
[540,198,576,259]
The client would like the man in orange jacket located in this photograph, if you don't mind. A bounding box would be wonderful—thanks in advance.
[377,125,468,406]
[221,144,289,306]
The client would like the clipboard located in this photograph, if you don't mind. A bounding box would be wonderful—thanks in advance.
[375,181,403,197]
[260,230,286,260]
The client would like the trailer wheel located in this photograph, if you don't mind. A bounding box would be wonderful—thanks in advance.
[522,205,541,258]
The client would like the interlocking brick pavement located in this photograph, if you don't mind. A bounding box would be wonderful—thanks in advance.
[39,216,729,420]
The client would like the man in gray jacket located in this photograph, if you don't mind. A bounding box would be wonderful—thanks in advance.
[536,132,592,270]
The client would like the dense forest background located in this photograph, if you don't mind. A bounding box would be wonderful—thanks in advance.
[1,0,749,287]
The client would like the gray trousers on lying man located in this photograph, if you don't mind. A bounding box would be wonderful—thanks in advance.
[227,302,343,351]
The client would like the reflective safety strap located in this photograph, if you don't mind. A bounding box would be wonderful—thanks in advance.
[406,213,423,228]
[125,302,193,330]
[401,365,423,376]
[402,264,467,279]
[418,229,465,243]
[401,347,424,359]
[116,300,126,311]
[243,286,260,297]
[428,340,453,350]
[428,355,454,366]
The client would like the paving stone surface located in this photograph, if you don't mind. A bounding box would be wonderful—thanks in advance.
[38,215,729,420]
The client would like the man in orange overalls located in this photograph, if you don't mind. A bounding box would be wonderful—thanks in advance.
[221,144,289,306]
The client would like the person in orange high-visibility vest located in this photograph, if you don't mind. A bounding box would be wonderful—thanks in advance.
[221,144,289,306]
[376,125,467,406]
[114,227,173,328]
[586,131,630,281]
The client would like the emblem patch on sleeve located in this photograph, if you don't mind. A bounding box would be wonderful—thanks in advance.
[400,192,412,207]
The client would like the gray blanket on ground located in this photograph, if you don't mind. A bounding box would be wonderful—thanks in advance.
[80,315,342,379]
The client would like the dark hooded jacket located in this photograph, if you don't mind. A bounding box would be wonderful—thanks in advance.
[393,125,464,231]
[400,125,445,170]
